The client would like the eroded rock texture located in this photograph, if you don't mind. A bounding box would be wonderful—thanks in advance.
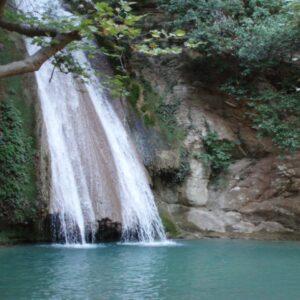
[127,51,300,240]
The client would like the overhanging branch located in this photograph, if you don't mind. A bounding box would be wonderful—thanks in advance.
[0,20,59,37]
[0,32,81,78]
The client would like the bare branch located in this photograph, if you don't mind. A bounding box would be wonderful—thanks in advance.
[0,20,59,37]
[0,32,81,78]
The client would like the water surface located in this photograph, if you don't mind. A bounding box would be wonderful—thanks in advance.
[1,240,300,299]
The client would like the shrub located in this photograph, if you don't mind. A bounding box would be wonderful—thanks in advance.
[249,91,300,152]
[161,0,300,71]
[201,131,235,176]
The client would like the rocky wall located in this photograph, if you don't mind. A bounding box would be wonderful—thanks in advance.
[127,51,300,240]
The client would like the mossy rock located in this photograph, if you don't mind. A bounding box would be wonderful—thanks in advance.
[160,210,178,238]
[0,29,38,233]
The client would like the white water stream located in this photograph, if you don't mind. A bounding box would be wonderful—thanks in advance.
[18,0,166,244]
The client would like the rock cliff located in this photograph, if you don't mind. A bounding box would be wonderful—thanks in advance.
[126,50,300,240]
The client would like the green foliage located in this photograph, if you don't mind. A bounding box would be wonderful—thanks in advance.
[221,79,250,99]
[221,78,300,152]
[200,132,235,176]
[51,52,89,79]
[135,27,184,56]
[161,0,300,71]
[7,1,142,42]
[287,0,300,27]
[127,81,141,108]
[161,0,300,153]
[155,101,182,143]
[4,1,143,78]
[106,74,130,98]
[173,147,191,183]
[249,91,300,152]
[0,100,36,224]
[0,30,37,226]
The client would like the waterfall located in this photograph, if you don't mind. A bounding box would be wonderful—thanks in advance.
[18,0,166,244]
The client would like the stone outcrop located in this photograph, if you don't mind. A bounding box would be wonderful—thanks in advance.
[127,51,300,240]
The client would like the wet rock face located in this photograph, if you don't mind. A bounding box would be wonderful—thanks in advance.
[95,218,122,242]
[50,214,86,244]
[49,215,122,243]
[184,159,208,207]
[127,49,300,240]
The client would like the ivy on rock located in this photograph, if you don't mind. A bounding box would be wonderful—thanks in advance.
[0,100,36,224]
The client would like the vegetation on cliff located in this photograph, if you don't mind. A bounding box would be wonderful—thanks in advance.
[0,30,37,237]
[160,0,300,152]
[0,100,36,224]
[0,0,299,154]
[197,132,235,177]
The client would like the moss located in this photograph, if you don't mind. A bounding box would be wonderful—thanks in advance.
[142,81,185,145]
[143,114,155,126]
[0,225,49,245]
[160,211,178,238]
[0,29,38,226]
[0,227,27,245]
[127,81,141,109]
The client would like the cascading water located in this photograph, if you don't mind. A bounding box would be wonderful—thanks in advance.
[18,0,166,244]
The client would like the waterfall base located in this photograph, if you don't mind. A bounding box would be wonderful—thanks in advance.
[49,215,123,243]
[95,218,122,242]
[50,214,85,244]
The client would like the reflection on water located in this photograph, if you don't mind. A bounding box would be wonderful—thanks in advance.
[1,240,300,299]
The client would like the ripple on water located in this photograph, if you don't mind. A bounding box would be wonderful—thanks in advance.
[2,240,300,300]
[37,240,180,249]
[38,243,105,250]
[118,240,181,247]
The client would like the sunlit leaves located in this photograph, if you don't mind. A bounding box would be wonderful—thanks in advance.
[135,44,182,56]
[184,40,207,48]
[175,29,186,37]
[150,30,161,38]
[95,2,114,16]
